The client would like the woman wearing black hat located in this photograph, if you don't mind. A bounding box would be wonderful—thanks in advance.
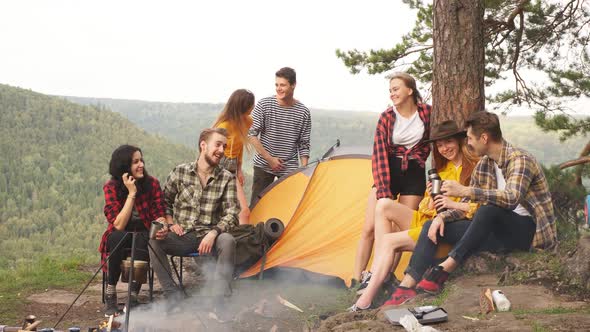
[349,120,479,311]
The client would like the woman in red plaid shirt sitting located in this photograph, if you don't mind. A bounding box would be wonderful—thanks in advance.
[353,72,431,291]
[99,145,166,316]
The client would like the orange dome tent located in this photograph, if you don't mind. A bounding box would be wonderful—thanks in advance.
[241,145,413,287]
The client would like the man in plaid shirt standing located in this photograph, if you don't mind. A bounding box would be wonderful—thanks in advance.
[149,128,240,306]
[383,111,557,306]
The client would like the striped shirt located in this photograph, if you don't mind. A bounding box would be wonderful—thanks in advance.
[438,140,557,249]
[248,96,312,176]
[163,162,239,237]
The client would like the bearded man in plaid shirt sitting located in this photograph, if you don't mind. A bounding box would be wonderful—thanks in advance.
[383,111,557,306]
[149,127,240,306]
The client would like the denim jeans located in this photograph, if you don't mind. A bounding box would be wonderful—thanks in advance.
[405,205,536,282]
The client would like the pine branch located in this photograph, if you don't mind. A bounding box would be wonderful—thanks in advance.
[559,156,590,169]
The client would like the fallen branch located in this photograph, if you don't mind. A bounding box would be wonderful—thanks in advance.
[277,295,304,313]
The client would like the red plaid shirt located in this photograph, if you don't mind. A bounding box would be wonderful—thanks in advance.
[372,103,431,200]
[98,176,165,270]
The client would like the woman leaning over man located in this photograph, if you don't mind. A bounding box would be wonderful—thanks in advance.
[214,89,255,225]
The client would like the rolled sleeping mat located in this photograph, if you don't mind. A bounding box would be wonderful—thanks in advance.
[264,218,285,240]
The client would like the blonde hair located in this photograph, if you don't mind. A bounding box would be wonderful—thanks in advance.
[389,72,423,105]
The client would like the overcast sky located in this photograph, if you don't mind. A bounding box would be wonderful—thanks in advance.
[0,0,423,112]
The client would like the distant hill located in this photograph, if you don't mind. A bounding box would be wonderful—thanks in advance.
[68,96,587,167]
[0,85,194,267]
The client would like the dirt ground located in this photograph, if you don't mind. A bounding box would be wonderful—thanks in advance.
[7,268,590,331]
[320,274,590,332]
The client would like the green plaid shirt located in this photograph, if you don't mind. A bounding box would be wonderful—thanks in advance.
[439,140,557,249]
[163,162,239,237]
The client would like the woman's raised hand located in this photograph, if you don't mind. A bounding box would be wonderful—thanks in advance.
[122,172,137,195]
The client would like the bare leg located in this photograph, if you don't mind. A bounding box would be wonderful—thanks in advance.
[399,274,419,289]
[398,194,423,211]
[439,257,459,273]
[371,199,415,272]
[353,188,377,281]
[355,231,416,308]
[374,199,414,240]
[237,181,251,225]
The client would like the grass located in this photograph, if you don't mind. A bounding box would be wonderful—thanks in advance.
[428,284,453,307]
[531,321,550,332]
[0,255,92,323]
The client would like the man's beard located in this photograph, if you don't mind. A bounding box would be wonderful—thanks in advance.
[204,153,220,167]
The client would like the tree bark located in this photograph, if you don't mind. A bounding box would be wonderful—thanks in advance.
[432,0,485,127]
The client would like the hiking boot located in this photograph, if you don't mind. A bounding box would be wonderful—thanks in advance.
[355,271,372,295]
[104,293,121,317]
[416,266,449,295]
[129,282,142,307]
[382,286,417,306]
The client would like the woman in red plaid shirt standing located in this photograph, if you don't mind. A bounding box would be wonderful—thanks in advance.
[353,72,431,290]
[99,145,166,316]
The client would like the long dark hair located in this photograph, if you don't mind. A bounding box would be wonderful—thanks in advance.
[108,145,151,200]
[213,89,255,152]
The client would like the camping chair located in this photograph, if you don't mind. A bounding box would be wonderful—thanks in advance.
[101,249,155,303]
[170,252,201,291]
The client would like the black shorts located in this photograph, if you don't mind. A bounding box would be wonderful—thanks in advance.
[389,157,426,197]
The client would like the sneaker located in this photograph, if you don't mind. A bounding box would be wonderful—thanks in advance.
[357,272,398,296]
[416,266,449,295]
[383,274,400,295]
[128,282,142,307]
[128,292,139,307]
[104,293,121,317]
[347,302,372,312]
[355,271,372,295]
[382,286,417,306]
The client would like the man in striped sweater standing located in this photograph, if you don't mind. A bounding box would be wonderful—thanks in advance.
[248,67,312,206]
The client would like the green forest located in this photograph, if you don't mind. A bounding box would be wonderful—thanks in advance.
[68,96,587,167]
[0,85,194,270]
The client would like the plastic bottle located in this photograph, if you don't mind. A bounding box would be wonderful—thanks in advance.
[492,290,511,312]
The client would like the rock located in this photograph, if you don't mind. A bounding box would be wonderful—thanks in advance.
[564,235,590,292]
[463,255,492,274]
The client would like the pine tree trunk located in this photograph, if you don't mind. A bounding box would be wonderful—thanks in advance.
[432,0,485,127]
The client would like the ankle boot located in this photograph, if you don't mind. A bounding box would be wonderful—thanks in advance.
[104,292,119,317]
[129,281,142,307]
